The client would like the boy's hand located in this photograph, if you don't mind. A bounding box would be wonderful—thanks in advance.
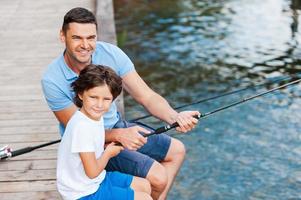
[104,142,124,158]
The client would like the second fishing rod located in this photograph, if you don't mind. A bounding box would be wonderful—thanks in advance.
[143,77,301,137]
[1,77,300,160]
[131,73,301,122]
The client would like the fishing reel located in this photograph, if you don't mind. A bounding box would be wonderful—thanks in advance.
[0,145,12,160]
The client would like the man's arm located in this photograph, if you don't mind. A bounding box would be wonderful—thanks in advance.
[122,70,199,132]
[53,104,78,128]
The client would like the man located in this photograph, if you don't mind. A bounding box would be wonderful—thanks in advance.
[42,7,199,200]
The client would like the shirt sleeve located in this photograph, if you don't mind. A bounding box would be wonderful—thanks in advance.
[41,79,73,111]
[114,46,135,77]
[71,122,97,153]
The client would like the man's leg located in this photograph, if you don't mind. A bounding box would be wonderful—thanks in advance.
[108,120,185,199]
[105,148,169,199]
[145,161,168,199]
[158,138,186,200]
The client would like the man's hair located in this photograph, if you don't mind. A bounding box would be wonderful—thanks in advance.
[71,64,122,108]
[62,7,97,33]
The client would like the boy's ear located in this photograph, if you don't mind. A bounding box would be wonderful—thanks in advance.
[78,93,83,101]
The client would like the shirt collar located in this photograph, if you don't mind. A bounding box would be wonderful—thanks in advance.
[59,53,78,81]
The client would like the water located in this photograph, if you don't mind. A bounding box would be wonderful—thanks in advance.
[114,0,301,199]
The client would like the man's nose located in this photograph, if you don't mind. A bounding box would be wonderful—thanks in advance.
[81,39,89,49]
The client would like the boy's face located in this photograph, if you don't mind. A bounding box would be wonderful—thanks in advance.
[60,22,97,67]
[79,84,113,121]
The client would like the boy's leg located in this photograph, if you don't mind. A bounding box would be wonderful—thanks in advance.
[106,149,169,199]
[79,171,134,200]
[130,176,151,195]
[108,171,152,200]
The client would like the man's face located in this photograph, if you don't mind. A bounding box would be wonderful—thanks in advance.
[61,22,97,66]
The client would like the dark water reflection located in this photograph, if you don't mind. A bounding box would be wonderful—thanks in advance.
[114,0,301,199]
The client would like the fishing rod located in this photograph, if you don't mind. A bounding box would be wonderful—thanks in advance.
[130,74,297,122]
[1,77,300,160]
[144,77,301,137]
[0,139,61,160]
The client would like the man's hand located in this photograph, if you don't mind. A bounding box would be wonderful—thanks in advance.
[116,126,150,151]
[172,111,200,133]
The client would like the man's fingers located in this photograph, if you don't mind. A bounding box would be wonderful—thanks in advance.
[137,126,151,134]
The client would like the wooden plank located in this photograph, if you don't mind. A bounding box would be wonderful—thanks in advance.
[7,149,57,161]
[0,169,56,182]
[0,160,56,171]
[0,126,58,135]
[0,119,57,127]
[0,180,57,192]
[96,0,125,118]
[0,133,60,143]
[0,0,110,198]
[0,142,59,150]
[0,111,55,120]
[0,94,44,101]
[1,191,61,200]
[0,105,51,113]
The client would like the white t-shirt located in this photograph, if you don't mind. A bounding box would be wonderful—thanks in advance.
[57,111,106,200]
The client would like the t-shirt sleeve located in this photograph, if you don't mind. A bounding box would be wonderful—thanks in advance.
[71,122,97,153]
[41,79,73,111]
[109,44,135,77]
[117,48,135,77]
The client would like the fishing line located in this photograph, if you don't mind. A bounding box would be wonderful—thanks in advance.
[130,74,298,122]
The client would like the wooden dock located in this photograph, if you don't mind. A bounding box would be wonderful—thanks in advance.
[0,0,117,199]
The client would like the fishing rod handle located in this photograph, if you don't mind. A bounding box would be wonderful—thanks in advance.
[145,114,201,137]
[11,147,33,158]
[0,146,32,160]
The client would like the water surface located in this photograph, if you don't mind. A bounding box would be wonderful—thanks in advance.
[114,0,301,199]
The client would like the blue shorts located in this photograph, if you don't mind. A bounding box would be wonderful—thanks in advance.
[105,120,172,178]
[79,171,134,200]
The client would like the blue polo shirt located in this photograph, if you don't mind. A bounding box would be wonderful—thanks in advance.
[41,41,134,135]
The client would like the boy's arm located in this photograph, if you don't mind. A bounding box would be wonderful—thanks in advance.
[79,151,111,179]
[79,143,123,179]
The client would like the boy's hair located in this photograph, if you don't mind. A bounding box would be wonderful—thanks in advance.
[62,7,97,34]
[71,64,122,108]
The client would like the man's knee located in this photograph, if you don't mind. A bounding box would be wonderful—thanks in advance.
[166,138,186,161]
[146,162,168,191]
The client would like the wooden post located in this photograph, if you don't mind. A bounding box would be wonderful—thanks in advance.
[95,0,125,118]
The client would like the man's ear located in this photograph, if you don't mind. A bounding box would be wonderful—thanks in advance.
[60,30,66,43]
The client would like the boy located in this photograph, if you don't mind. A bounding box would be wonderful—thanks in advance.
[57,64,152,200]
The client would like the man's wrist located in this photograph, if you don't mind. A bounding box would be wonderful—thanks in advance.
[167,112,178,125]
[106,128,123,142]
